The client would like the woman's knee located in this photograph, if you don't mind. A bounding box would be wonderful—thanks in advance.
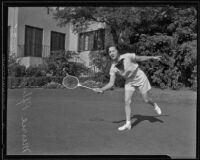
[125,99,132,106]
[143,98,149,103]
[142,92,151,103]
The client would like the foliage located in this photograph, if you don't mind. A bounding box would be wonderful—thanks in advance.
[188,65,197,91]
[25,65,47,77]
[53,6,197,90]
[43,81,65,89]
[133,34,196,89]
[82,80,103,88]
[8,76,64,89]
[44,50,89,77]
[8,54,25,77]
[8,63,26,77]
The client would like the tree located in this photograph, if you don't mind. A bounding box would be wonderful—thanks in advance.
[53,6,197,89]
[53,7,143,45]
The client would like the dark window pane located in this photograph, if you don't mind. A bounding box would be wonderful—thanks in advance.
[51,31,65,51]
[89,32,94,51]
[25,26,43,57]
[78,29,105,51]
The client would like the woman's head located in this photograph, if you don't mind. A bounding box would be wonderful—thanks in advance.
[107,45,120,61]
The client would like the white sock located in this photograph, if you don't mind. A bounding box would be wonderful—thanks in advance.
[126,121,131,124]
[154,103,158,108]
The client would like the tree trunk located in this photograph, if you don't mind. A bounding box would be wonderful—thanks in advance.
[110,27,119,45]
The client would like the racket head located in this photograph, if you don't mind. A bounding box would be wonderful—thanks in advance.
[62,75,80,89]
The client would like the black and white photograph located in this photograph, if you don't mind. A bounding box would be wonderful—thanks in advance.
[2,1,198,159]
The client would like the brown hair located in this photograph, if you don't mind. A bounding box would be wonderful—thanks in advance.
[106,45,119,54]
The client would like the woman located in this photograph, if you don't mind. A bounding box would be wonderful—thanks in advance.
[93,45,162,131]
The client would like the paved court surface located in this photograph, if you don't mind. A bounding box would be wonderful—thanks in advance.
[6,87,196,158]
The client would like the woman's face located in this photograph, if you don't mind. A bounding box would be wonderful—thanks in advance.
[109,46,119,60]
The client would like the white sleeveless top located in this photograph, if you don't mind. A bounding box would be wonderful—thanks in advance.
[109,53,147,86]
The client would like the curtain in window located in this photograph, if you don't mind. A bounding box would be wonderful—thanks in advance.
[78,29,105,51]
[25,26,43,57]
[51,31,65,51]
[88,32,94,51]
[78,34,84,51]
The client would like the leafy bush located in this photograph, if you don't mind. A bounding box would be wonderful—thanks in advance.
[188,65,197,91]
[8,63,26,77]
[93,72,110,83]
[8,76,64,88]
[134,34,196,90]
[53,6,197,90]
[82,80,103,88]
[44,50,89,77]
[43,81,65,89]
[25,65,47,77]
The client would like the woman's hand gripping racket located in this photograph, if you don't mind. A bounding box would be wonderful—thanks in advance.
[62,75,103,93]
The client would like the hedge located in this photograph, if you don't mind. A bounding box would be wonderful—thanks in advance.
[8,76,64,89]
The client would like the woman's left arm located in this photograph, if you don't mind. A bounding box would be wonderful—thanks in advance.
[135,55,162,62]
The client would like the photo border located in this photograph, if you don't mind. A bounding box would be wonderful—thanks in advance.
[2,0,199,159]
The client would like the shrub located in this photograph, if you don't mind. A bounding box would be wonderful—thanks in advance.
[188,65,197,91]
[82,80,103,88]
[134,34,196,90]
[44,50,89,77]
[7,76,64,89]
[43,81,64,89]
[93,72,110,84]
[8,63,26,77]
[25,65,47,77]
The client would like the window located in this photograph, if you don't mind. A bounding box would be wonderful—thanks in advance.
[78,29,105,51]
[50,31,65,51]
[25,25,43,57]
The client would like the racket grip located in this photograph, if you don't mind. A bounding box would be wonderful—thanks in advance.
[80,85,94,90]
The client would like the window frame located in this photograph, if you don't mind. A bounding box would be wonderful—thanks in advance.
[24,25,43,57]
[50,31,66,52]
[78,29,105,52]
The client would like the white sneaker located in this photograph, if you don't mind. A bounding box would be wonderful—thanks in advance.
[118,121,131,131]
[154,103,162,115]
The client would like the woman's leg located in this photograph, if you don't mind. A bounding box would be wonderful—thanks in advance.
[141,91,155,106]
[141,91,162,115]
[124,89,135,122]
[118,87,135,131]
[139,78,162,115]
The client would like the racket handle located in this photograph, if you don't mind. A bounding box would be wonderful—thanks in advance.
[79,84,94,90]
[78,84,103,93]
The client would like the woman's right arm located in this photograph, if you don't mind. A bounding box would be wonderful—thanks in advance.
[93,73,116,93]
[101,73,116,92]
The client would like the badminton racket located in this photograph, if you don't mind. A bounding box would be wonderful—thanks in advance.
[62,75,102,92]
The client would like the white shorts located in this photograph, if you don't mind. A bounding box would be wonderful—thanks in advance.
[125,78,151,94]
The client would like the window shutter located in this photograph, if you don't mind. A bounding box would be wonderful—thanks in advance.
[88,32,94,51]
[78,34,84,51]
[84,35,89,51]
[93,31,98,50]
[34,28,43,57]
[51,31,65,52]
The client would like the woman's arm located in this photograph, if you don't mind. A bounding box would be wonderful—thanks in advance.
[93,73,116,93]
[135,55,162,62]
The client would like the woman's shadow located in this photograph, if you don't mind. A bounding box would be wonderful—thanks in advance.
[112,114,168,128]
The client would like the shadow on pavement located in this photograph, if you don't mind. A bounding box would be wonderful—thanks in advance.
[112,114,169,128]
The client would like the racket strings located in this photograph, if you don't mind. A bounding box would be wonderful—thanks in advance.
[62,76,79,89]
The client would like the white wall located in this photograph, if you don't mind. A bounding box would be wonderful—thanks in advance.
[8,7,18,56]
[17,7,70,57]
[68,23,78,51]
[17,57,43,68]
